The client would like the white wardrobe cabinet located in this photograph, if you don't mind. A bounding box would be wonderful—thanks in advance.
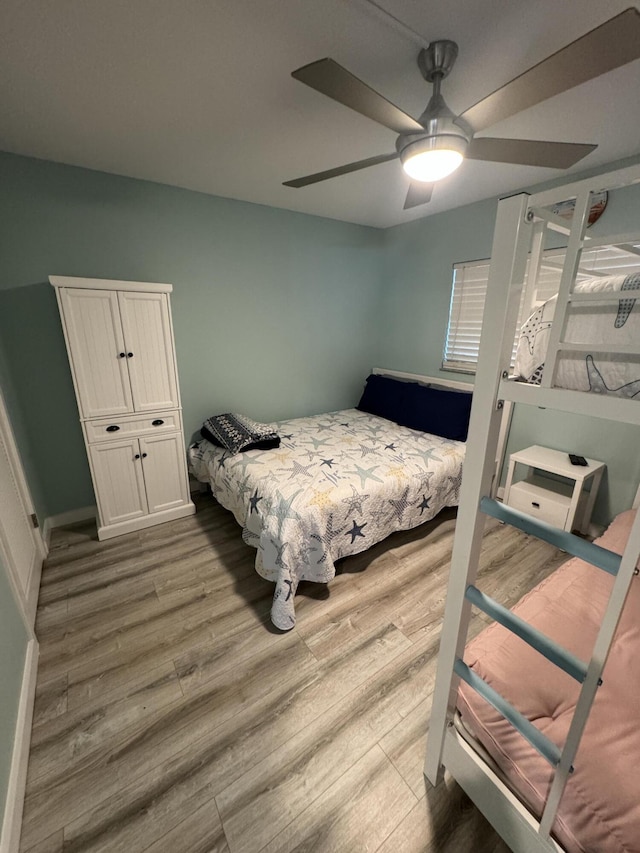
[89,437,148,528]
[89,431,189,527]
[58,287,178,419]
[52,276,195,540]
[139,432,192,513]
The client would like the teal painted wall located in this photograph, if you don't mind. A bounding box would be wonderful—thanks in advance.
[379,196,498,375]
[0,553,28,826]
[0,150,638,525]
[0,153,384,519]
[378,159,640,524]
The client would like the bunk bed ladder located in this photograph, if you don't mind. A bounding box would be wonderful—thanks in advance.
[425,185,640,850]
[539,187,592,390]
[475,498,640,836]
[426,192,533,786]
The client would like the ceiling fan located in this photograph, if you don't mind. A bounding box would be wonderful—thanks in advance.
[284,7,640,210]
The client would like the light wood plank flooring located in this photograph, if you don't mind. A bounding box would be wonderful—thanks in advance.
[20,492,567,853]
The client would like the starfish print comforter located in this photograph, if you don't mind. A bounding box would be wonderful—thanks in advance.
[514,273,640,397]
[188,408,464,629]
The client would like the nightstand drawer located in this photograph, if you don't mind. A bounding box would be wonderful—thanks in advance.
[506,478,571,528]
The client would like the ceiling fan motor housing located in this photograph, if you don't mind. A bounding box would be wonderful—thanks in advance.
[396,99,472,166]
[397,39,471,170]
[417,40,459,82]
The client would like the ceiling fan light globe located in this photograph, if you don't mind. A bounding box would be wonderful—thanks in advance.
[403,149,463,182]
[399,133,468,183]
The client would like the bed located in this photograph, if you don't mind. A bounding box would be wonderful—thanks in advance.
[188,373,471,629]
[425,168,640,853]
[456,507,640,853]
[514,273,640,397]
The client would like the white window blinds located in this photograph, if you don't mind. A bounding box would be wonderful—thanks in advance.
[443,260,491,372]
[443,244,640,373]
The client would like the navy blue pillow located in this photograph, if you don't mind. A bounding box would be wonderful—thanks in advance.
[400,384,472,441]
[356,374,415,423]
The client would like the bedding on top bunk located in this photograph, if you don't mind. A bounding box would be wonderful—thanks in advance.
[457,508,640,853]
[189,408,465,630]
[514,273,640,398]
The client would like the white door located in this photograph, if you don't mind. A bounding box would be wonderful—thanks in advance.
[139,432,189,513]
[118,292,179,412]
[59,288,134,418]
[0,386,44,613]
[89,438,148,527]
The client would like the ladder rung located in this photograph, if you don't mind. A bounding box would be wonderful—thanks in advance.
[568,290,640,303]
[465,585,588,683]
[455,659,561,767]
[480,498,621,577]
[498,379,640,426]
[555,341,640,355]
[580,231,640,250]
[541,260,608,278]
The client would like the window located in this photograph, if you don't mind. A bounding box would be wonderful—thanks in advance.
[443,259,491,373]
[443,244,640,373]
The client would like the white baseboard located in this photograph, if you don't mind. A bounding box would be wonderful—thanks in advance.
[42,505,97,547]
[0,638,38,853]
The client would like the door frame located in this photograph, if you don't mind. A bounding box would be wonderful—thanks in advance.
[0,383,47,626]
[0,384,41,853]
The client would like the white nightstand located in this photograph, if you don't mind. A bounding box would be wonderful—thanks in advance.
[503,445,605,535]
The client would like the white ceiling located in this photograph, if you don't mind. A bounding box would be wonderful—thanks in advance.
[1,0,640,228]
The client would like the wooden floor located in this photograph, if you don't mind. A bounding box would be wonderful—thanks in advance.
[20,492,567,853]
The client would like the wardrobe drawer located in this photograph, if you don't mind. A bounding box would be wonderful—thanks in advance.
[85,412,180,443]
[506,478,570,529]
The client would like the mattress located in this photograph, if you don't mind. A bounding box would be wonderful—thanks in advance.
[514,273,640,398]
[457,508,640,853]
[189,408,465,630]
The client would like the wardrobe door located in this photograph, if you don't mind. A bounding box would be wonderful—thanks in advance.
[139,432,189,514]
[59,288,134,418]
[117,292,179,412]
[89,438,148,527]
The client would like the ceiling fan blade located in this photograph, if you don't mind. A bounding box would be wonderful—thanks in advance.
[284,153,398,188]
[461,8,640,132]
[292,58,423,134]
[404,182,434,209]
[466,137,597,169]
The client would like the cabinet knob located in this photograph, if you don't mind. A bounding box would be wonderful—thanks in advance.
[127,352,134,358]
[152,419,164,426]
[119,352,126,358]
[142,452,148,458]
[134,453,141,460]
[106,425,120,433]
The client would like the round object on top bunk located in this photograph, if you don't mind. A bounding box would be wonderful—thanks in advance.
[548,191,608,227]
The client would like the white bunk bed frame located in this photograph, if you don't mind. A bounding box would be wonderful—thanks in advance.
[425,162,640,853]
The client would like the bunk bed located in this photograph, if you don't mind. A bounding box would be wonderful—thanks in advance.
[425,164,640,853]
[457,506,640,852]
[514,274,640,396]
[189,371,471,630]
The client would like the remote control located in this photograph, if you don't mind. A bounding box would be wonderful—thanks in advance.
[568,453,588,466]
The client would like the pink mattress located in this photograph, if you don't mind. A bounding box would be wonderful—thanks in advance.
[457,509,640,853]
